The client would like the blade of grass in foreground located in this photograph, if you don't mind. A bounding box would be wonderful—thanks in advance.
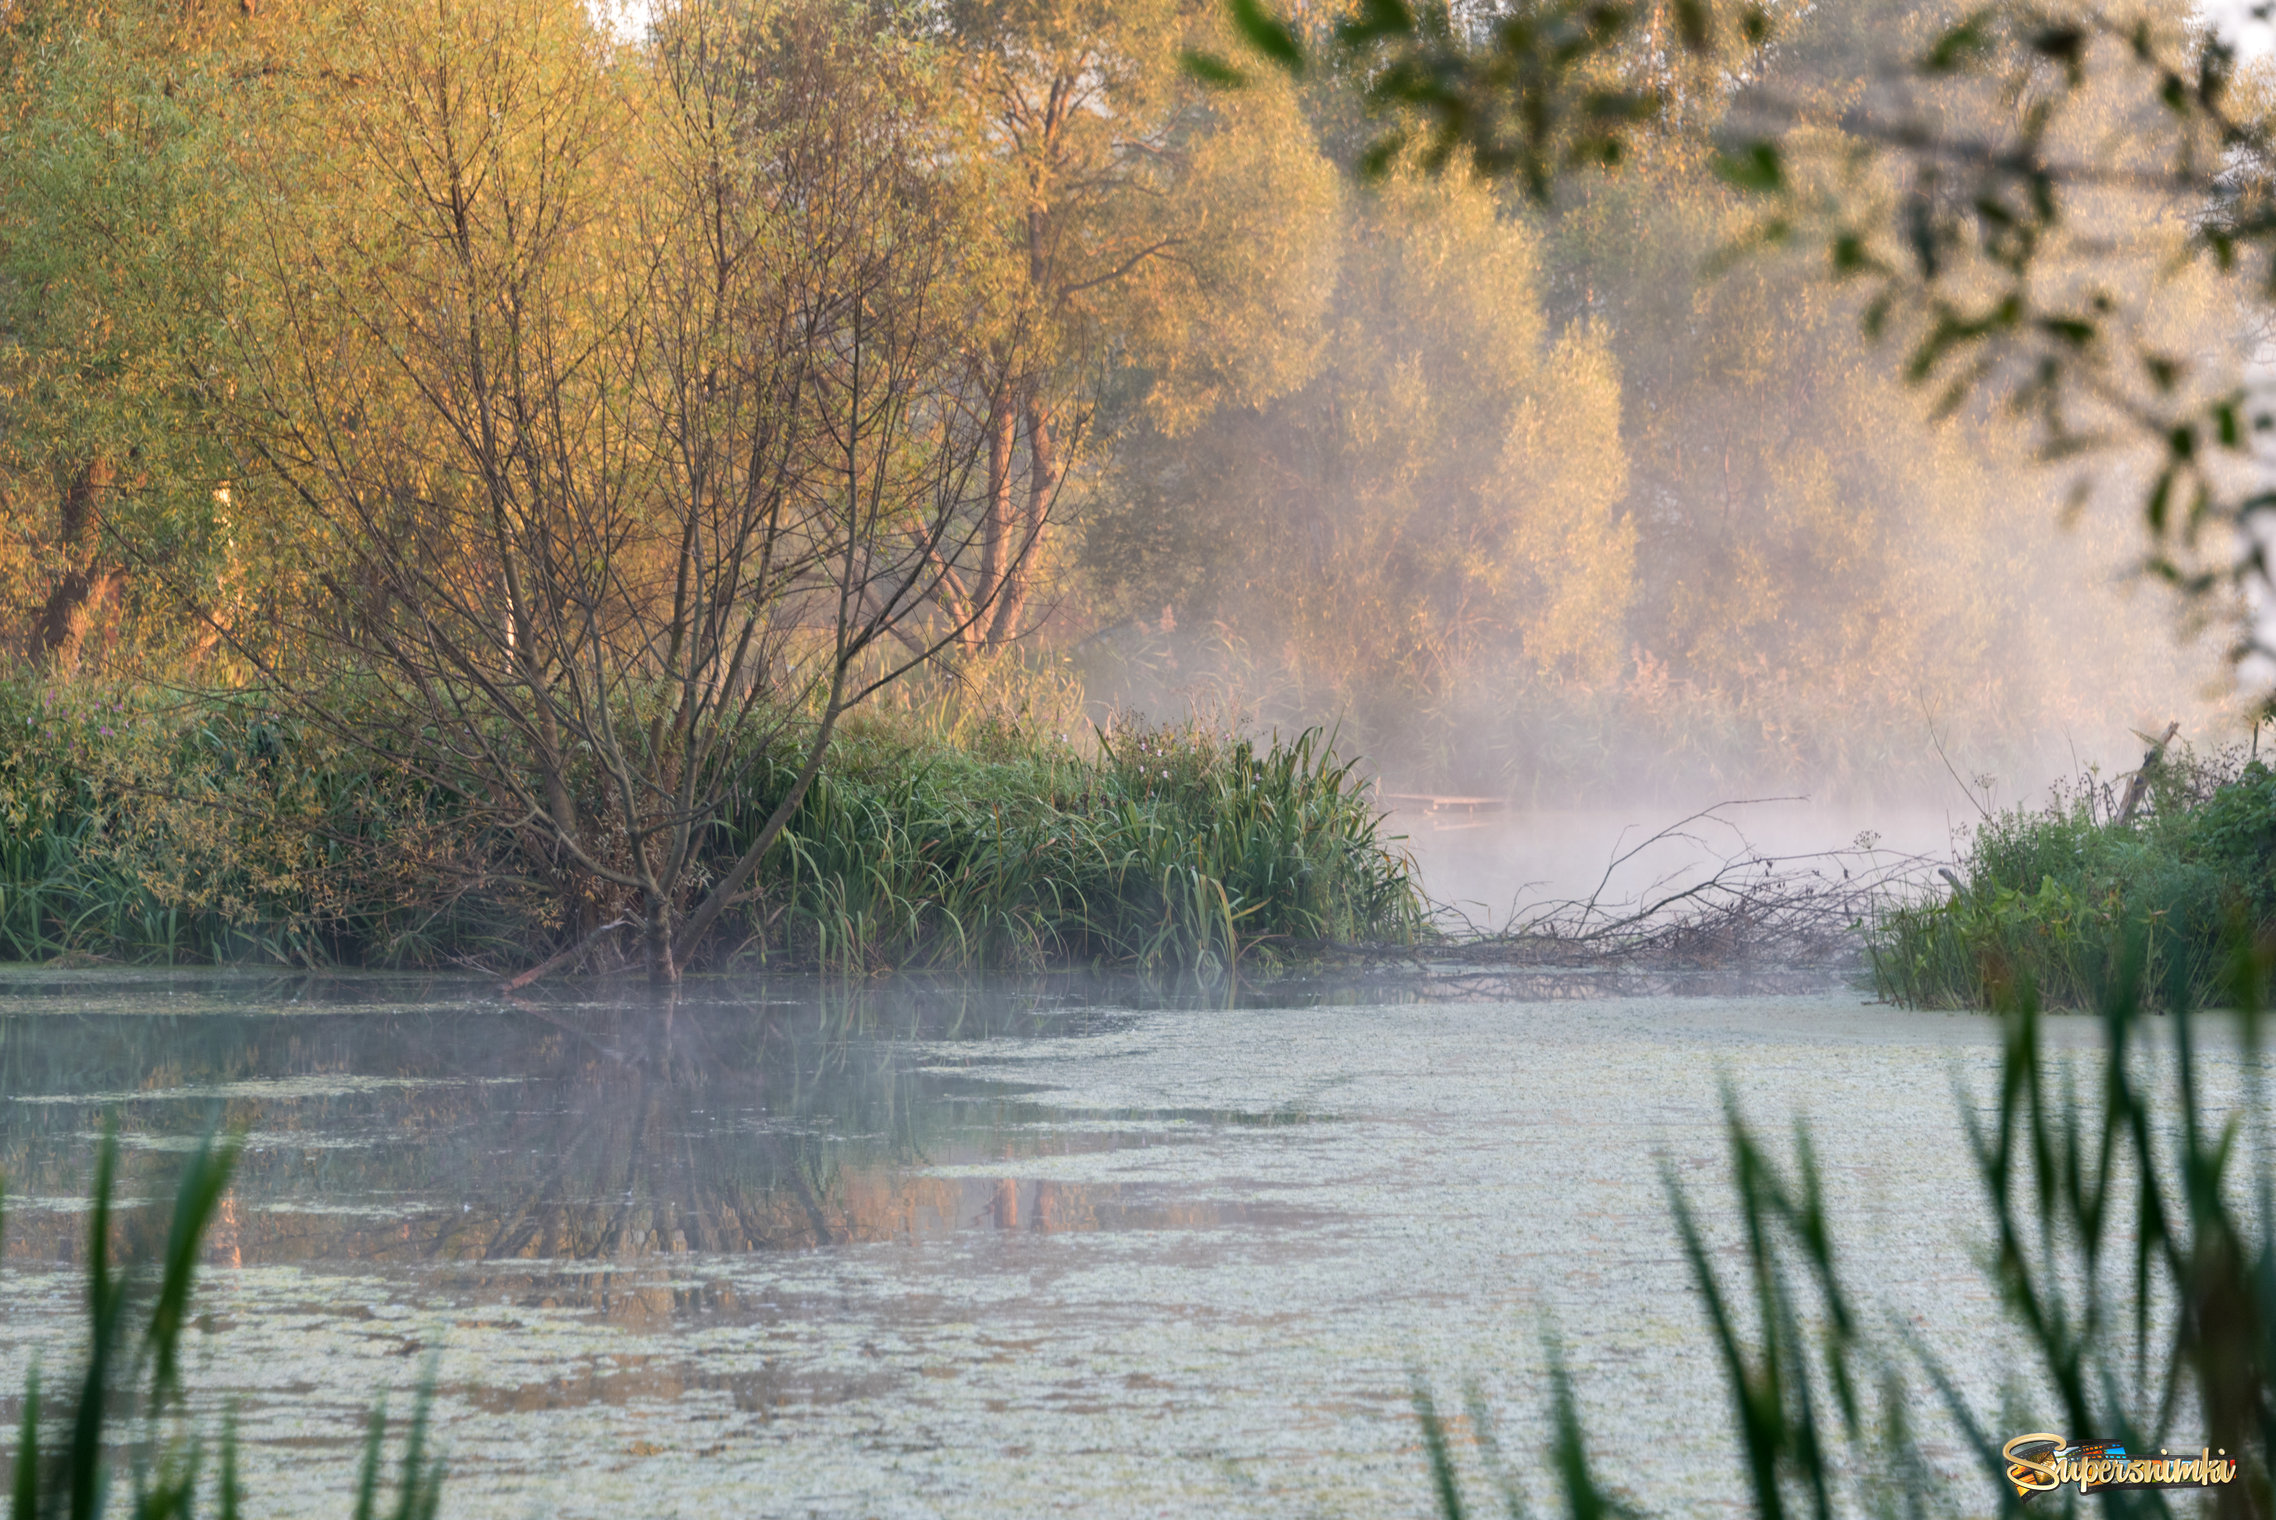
[3,1123,445,1519]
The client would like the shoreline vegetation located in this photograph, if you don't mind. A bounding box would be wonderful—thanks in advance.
[0,0,2235,990]
[1872,737,2276,1009]
[0,677,1423,981]
[11,669,2272,1004]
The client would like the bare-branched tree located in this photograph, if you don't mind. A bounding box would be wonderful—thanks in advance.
[219,0,1014,982]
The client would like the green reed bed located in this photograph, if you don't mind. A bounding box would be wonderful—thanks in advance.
[733,721,1422,974]
[0,683,534,969]
[1872,748,2276,1008]
[0,683,1421,976]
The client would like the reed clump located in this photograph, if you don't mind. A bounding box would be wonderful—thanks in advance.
[1419,931,2276,1518]
[0,682,1420,976]
[3,1127,446,1519]
[747,718,1421,974]
[0,682,538,968]
[1872,744,2276,1008]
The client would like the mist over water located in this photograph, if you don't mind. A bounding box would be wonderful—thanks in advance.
[1383,723,2234,924]
[1073,156,2244,878]
[1056,0,2261,898]
[1392,800,1965,929]
[4,972,2186,1518]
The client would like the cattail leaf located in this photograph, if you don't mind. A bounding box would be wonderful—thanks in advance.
[1228,0,1305,73]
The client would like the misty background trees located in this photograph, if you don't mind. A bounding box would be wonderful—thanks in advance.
[1161,0,2257,799]
[0,0,2245,826]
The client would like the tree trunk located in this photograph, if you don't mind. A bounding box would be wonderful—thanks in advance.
[987,394,1058,648]
[2113,721,2180,827]
[670,698,845,969]
[973,383,1016,648]
[645,897,679,985]
[34,459,118,668]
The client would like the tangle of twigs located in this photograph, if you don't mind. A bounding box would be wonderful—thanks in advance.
[1302,800,1947,981]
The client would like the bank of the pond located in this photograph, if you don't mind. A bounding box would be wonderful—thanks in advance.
[0,684,1422,974]
[1872,746,2276,1007]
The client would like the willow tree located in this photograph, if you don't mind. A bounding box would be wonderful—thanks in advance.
[0,0,262,670]
[937,0,1340,648]
[1209,0,2272,689]
[222,0,1005,982]
[1083,167,1633,755]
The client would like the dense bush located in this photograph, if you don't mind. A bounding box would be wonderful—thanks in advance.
[1873,746,2276,1007]
[0,683,546,967]
[0,682,1421,976]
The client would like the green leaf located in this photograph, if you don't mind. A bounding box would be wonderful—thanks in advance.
[352,1404,386,1520]
[1229,0,1305,74]
[1923,11,1993,72]
[1674,0,1709,51]
[10,1367,35,1520]
[1714,140,1783,192]
[218,1412,242,1520]
[1357,132,1408,182]
[1411,1380,1467,1520]
[146,1126,241,1408]
[1179,48,1248,88]
[1345,0,1417,42]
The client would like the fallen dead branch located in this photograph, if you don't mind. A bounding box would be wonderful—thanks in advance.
[1311,800,1947,974]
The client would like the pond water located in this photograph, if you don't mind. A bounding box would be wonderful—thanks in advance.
[0,969,2219,1517]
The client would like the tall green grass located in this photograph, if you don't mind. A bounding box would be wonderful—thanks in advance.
[0,682,1421,975]
[3,1126,445,1519]
[1873,750,2275,1009]
[1418,929,2276,1516]
[0,684,534,968]
[725,720,1420,974]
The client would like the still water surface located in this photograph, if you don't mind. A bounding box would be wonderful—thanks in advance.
[0,970,2151,1516]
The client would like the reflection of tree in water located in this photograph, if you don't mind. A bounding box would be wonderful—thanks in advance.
[0,975,1162,1312]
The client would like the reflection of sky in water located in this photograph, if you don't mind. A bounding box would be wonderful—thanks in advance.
[0,971,2260,1517]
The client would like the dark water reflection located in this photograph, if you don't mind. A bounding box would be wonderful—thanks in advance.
[0,971,1340,1294]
